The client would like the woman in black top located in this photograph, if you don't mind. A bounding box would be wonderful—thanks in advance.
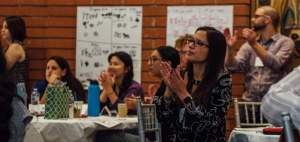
[156,26,232,142]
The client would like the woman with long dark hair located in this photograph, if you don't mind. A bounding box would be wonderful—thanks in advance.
[96,47,179,142]
[32,56,85,103]
[157,26,232,142]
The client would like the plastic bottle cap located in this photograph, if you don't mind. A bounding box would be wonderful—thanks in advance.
[88,79,99,85]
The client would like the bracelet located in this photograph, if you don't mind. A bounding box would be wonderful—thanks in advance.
[107,91,115,97]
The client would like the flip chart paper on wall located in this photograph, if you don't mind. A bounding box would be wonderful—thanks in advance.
[76,7,142,89]
[167,6,233,46]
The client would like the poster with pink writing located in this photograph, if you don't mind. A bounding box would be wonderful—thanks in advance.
[167,6,233,46]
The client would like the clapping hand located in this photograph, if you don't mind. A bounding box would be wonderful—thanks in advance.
[223,28,238,49]
[160,62,189,100]
[98,70,115,90]
[242,28,256,46]
[124,94,137,110]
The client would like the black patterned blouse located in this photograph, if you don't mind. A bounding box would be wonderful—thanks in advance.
[155,71,232,142]
[3,41,29,83]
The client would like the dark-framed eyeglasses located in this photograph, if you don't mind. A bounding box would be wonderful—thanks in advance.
[186,38,209,48]
[253,14,268,19]
[148,57,165,64]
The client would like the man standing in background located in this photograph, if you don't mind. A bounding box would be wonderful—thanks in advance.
[224,6,295,123]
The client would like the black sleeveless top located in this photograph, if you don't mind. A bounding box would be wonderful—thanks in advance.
[3,41,29,83]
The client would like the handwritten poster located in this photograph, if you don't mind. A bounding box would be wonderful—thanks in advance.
[76,7,142,88]
[167,6,233,46]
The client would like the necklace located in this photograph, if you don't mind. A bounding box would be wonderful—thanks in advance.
[192,79,201,85]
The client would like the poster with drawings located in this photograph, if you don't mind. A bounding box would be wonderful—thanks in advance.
[166,6,233,46]
[76,6,142,89]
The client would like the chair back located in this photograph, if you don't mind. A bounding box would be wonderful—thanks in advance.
[234,98,269,128]
[136,96,162,142]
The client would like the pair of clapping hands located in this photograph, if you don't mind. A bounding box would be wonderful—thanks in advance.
[160,62,189,101]
[98,70,115,90]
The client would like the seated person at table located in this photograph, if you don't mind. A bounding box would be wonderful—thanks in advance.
[0,50,32,142]
[32,56,85,103]
[125,46,180,108]
[123,46,180,142]
[261,65,300,130]
[157,26,232,142]
[99,51,144,115]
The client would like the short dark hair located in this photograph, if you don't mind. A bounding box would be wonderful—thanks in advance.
[5,16,27,41]
[108,51,134,90]
[156,46,180,68]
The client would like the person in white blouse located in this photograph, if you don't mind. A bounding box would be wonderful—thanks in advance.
[261,65,300,130]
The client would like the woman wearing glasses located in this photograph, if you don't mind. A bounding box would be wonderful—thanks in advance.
[156,26,232,142]
[98,46,180,142]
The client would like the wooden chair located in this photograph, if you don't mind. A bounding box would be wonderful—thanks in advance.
[136,96,161,142]
[233,98,270,128]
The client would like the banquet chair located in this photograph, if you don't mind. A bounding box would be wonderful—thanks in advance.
[234,98,270,128]
[136,96,162,142]
[279,112,300,142]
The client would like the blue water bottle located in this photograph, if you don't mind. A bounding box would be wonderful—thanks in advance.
[88,79,100,117]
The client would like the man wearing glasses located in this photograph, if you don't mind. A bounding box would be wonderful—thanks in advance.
[224,6,295,123]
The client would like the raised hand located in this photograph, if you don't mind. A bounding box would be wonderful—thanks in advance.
[98,70,114,90]
[160,61,173,88]
[223,28,238,49]
[47,73,60,84]
[169,65,189,100]
[242,28,256,46]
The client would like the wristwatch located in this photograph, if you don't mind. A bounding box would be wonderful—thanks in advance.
[183,96,193,105]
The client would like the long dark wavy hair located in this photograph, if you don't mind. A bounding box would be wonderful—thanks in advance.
[184,26,227,106]
[47,56,85,101]
[108,51,134,91]
[5,16,27,42]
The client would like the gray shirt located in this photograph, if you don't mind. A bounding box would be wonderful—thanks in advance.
[261,65,300,130]
[226,33,295,102]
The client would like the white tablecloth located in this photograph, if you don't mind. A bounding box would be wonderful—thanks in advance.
[25,116,138,142]
[229,127,280,142]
